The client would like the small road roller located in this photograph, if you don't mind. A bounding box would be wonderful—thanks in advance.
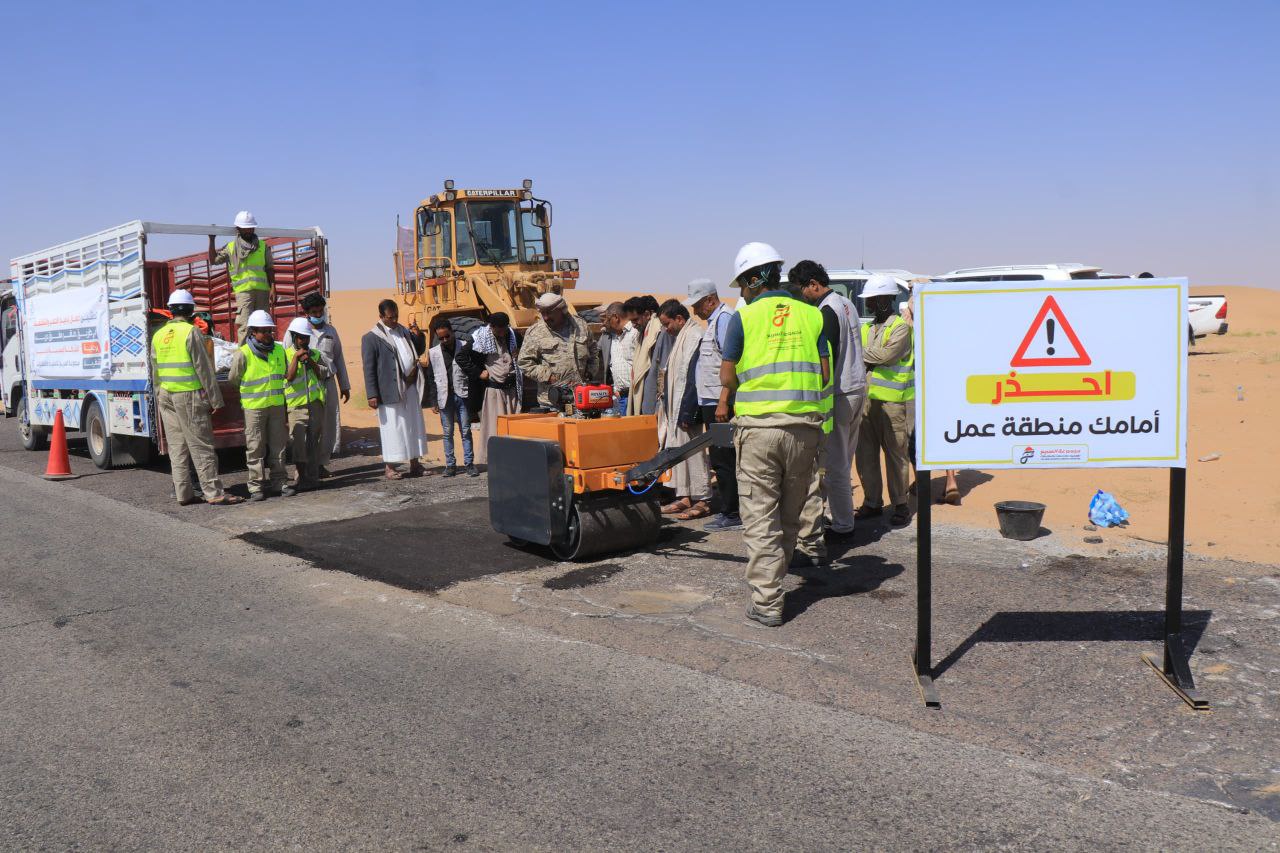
[487,386,731,560]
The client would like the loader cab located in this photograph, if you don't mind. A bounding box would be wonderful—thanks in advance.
[414,187,554,277]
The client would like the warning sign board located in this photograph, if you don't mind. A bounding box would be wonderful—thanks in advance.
[914,278,1188,470]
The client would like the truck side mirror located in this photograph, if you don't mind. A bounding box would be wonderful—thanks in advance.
[533,202,552,229]
[419,209,441,237]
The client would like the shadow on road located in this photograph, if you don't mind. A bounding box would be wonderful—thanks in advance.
[787,555,905,620]
[932,609,1213,679]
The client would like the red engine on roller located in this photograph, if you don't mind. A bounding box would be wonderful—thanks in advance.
[573,383,615,416]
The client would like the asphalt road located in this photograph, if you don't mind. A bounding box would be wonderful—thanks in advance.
[1,466,1275,850]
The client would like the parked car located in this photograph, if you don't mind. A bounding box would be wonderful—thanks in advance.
[825,268,921,321]
[933,264,1227,345]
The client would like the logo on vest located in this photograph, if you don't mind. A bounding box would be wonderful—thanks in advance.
[771,304,790,327]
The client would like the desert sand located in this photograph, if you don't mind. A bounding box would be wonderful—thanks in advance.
[325,285,1279,565]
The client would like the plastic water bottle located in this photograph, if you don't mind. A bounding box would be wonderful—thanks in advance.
[1237,385,1244,402]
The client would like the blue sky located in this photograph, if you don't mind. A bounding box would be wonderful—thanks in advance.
[4,0,1276,292]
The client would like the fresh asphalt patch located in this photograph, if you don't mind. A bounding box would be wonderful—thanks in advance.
[240,497,552,592]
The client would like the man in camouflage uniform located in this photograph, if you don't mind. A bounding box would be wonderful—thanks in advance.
[516,292,602,409]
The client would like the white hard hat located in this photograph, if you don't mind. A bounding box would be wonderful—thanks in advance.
[286,317,313,338]
[167,289,196,307]
[247,309,275,329]
[731,242,784,287]
[234,210,258,229]
[861,274,900,299]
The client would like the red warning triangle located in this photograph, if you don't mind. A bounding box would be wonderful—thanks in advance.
[1009,295,1091,367]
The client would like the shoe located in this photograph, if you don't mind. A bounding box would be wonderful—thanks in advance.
[746,606,783,628]
[281,485,297,497]
[889,504,911,525]
[824,524,855,538]
[704,513,743,531]
[443,465,457,478]
[248,492,266,503]
[465,464,479,477]
[177,496,204,506]
[789,552,830,569]
[318,466,333,479]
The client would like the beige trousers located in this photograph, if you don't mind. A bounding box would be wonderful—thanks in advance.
[854,398,911,509]
[244,405,288,495]
[287,399,325,486]
[798,388,868,554]
[234,289,271,344]
[157,388,224,503]
[317,376,342,466]
[736,423,821,618]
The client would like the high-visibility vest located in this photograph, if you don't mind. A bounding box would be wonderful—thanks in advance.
[228,238,270,293]
[152,320,202,392]
[238,343,287,409]
[860,316,915,402]
[285,349,327,409]
[733,295,826,419]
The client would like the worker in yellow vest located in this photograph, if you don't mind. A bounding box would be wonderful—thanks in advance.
[209,211,274,344]
[283,316,332,491]
[227,310,293,501]
[150,290,242,506]
[854,274,914,526]
[715,242,830,628]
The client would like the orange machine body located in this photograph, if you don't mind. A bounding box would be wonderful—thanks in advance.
[496,413,667,494]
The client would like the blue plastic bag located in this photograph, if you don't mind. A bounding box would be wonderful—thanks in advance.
[1088,489,1130,528]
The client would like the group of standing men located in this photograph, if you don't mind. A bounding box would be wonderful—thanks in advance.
[150,213,917,633]
[151,211,351,507]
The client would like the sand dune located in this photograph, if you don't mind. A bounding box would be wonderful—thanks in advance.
[325,285,1279,565]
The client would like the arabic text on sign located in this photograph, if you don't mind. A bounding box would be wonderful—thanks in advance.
[965,370,1136,405]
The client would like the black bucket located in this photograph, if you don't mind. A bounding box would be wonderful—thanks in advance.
[994,501,1046,541]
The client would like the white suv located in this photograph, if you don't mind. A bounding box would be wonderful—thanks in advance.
[825,268,920,319]
[933,263,1103,282]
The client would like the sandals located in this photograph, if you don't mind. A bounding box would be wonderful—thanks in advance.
[939,487,961,506]
[854,504,882,520]
[661,498,693,515]
[384,470,405,481]
[889,505,912,525]
[677,501,711,521]
[206,495,244,506]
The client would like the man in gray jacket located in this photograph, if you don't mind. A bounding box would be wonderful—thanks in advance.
[361,300,427,480]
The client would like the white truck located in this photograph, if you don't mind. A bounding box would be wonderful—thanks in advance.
[825,268,923,321]
[4,221,328,468]
[934,265,1228,344]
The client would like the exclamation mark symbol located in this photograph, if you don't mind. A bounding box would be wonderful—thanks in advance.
[1046,318,1056,356]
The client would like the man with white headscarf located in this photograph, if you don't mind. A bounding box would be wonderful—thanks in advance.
[472,312,523,465]
[516,292,602,409]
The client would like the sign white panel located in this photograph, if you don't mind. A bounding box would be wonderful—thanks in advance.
[24,285,112,380]
[914,278,1188,470]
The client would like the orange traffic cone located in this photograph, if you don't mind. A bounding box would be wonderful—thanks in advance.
[42,409,79,481]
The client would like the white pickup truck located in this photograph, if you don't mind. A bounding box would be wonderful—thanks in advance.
[934,265,1228,344]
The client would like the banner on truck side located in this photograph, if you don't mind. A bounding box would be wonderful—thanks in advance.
[913,278,1188,470]
[24,285,112,380]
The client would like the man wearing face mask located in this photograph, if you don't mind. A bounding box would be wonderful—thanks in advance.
[854,274,914,526]
[300,292,350,476]
[717,242,830,628]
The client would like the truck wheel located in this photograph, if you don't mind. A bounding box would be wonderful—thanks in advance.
[84,399,112,469]
[449,316,484,342]
[18,394,48,452]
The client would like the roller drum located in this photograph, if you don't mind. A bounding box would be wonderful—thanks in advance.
[552,493,662,561]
